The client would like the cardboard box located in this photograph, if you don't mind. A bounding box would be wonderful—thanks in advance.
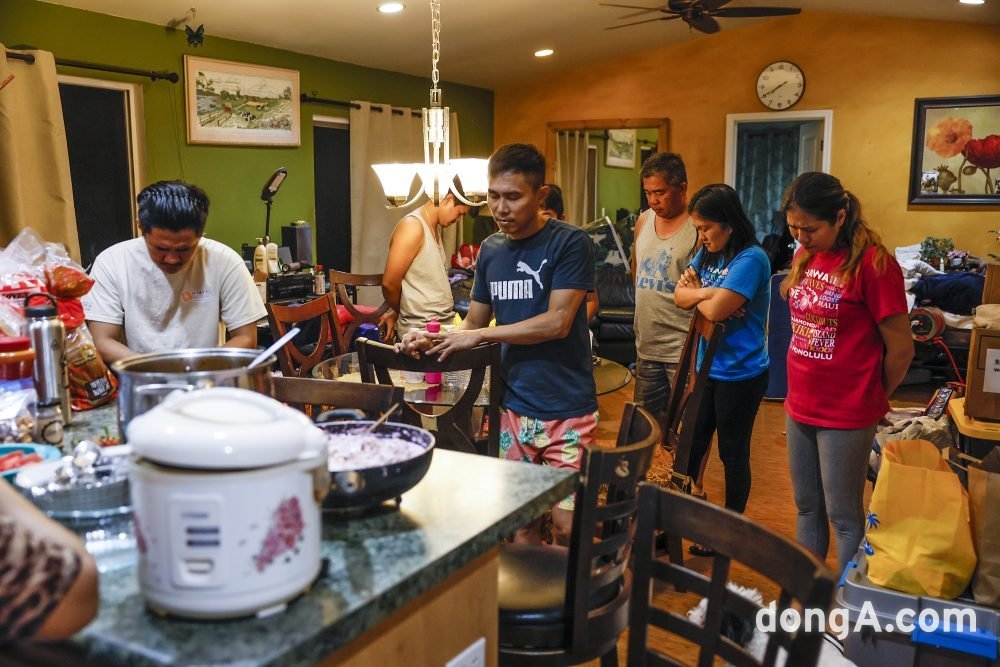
[984,263,1000,305]
[965,326,1000,421]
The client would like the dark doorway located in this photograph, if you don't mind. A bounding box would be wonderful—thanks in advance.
[58,83,134,268]
[313,124,351,272]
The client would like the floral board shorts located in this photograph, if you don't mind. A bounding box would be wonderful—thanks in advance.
[499,408,598,511]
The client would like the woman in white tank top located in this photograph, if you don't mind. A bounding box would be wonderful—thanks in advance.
[381,194,470,339]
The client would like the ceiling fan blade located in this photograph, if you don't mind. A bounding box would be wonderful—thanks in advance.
[698,0,733,10]
[605,15,681,30]
[668,0,692,10]
[685,14,721,33]
[599,2,671,13]
[713,7,802,17]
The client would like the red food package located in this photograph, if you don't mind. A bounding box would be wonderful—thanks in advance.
[65,323,118,411]
[46,264,94,299]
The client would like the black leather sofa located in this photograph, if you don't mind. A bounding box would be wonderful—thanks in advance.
[591,266,636,366]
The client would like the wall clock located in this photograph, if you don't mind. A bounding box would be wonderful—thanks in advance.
[756,61,805,110]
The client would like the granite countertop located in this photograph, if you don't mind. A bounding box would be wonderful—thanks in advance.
[63,402,120,448]
[70,447,575,666]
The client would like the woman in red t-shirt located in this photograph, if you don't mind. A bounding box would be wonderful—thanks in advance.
[780,172,913,573]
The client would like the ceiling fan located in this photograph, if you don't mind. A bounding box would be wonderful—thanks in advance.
[601,0,801,34]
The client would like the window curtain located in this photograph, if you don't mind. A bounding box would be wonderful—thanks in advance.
[348,103,461,305]
[0,46,80,260]
[735,125,799,241]
[555,130,590,226]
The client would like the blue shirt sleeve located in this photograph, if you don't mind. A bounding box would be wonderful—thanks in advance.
[470,238,495,304]
[550,228,595,291]
[689,247,706,270]
[718,246,770,301]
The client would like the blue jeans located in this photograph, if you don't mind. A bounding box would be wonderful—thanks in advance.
[632,358,677,423]
[786,416,877,573]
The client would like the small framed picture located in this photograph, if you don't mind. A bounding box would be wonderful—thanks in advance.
[920,171,939,194]
[184,55,300,147]
[605,129,637,169]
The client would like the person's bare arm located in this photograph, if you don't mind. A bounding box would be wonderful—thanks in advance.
[87,321,136,364]
[224,322,258,350]
[879,312,915,397]
[428,289,586,360]
[586,291,599,321]
[381,218,423,313]
[396,300,492,356]
[0,482,98,639]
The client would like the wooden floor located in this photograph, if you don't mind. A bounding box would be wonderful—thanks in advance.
[582,379,929,666]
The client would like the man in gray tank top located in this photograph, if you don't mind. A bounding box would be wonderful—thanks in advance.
[631,153,699,428]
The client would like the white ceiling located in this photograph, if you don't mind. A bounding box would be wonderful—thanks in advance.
[38,0,1000,89]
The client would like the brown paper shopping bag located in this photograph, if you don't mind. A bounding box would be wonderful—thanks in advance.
[966,449,1000,606]
[865,440,977,600]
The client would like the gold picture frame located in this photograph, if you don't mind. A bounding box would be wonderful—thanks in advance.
[184,55,300,147]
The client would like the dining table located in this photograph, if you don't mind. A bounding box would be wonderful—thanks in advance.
[311,352,632,406]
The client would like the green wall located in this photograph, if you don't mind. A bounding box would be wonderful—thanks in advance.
[1,0,494,254]
[593,128,658,222]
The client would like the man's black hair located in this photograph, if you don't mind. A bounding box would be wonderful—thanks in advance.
[137,181,210,235]
[640,152,687,187]
[488,143,546,190]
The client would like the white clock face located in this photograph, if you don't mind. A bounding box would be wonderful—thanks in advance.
[756,61,805,110]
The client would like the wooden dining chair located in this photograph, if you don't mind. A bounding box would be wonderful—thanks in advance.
[628,483,837,667]
[265,294,344,377]
[662,311,724,493]
[356,339,501,457]
[497,404,660,667]
[271,376,402,420]
[329,270,390,351]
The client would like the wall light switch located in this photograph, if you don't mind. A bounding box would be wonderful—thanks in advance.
[445,636,486,667]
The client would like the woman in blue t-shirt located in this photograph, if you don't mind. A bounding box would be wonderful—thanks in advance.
[674,184,771,556]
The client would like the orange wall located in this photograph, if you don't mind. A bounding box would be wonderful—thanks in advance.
[495,12,1000,255]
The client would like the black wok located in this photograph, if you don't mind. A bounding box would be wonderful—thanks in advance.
[315,413,435,510]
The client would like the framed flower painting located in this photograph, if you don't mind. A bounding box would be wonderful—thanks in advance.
[909,95,1000,206]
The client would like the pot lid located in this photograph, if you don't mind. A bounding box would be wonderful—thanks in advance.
[126,387,327,469]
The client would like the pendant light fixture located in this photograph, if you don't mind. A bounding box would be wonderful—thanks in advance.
[371,0,489,208]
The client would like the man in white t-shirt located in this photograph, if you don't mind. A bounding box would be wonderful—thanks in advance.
[82,181,266,363]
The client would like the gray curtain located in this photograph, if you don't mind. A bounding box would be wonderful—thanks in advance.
[735,125,799,241]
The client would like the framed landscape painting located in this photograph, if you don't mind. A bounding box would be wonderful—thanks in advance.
[909,94,1000,205]
[606,129,637,169]
[184,55,300,147]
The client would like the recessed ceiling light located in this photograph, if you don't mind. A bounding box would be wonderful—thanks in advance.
[959,0,985,5]
[534,49,554,58]
[378,2,405,13]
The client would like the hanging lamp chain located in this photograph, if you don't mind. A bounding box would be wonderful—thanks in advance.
[429,0,441,108]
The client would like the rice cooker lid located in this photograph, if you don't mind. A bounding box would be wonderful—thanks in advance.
[126,387,326,469]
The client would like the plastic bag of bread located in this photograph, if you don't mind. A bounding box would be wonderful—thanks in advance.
[65,323,117,410]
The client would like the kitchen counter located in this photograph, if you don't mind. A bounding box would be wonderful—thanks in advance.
[63,401,119,447]
[57,408,575,667]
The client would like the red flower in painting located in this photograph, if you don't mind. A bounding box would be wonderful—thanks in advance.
[925,117,973,158]
[962,134,1000,170]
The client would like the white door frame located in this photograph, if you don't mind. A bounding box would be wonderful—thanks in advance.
[57,74,148,236]
[724,109,833,187]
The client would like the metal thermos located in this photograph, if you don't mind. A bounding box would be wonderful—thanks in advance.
[25,294,70,427]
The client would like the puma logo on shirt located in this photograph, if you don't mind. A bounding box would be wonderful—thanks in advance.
[516,259,547,288]
[490,259,548,301]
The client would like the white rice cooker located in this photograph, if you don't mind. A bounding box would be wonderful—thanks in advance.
[127,387,330,619]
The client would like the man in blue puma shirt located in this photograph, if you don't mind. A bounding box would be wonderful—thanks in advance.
[399,143,596,545]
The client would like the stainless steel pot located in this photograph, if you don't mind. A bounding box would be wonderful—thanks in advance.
[111,348,276,439]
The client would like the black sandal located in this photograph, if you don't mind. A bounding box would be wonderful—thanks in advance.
[688,543,716,557]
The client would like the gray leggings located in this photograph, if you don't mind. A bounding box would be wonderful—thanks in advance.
[786,416,876,574]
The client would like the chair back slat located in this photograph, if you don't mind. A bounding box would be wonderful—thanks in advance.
[266,294,344,376]
[271,376,402,419]
[328,270,390,352]
[627,484,837,667]
[565,404,660,657]
[661,311,724,486]
[357,339,501,456]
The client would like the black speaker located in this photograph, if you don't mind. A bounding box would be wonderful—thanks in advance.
[281,222,313,265]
